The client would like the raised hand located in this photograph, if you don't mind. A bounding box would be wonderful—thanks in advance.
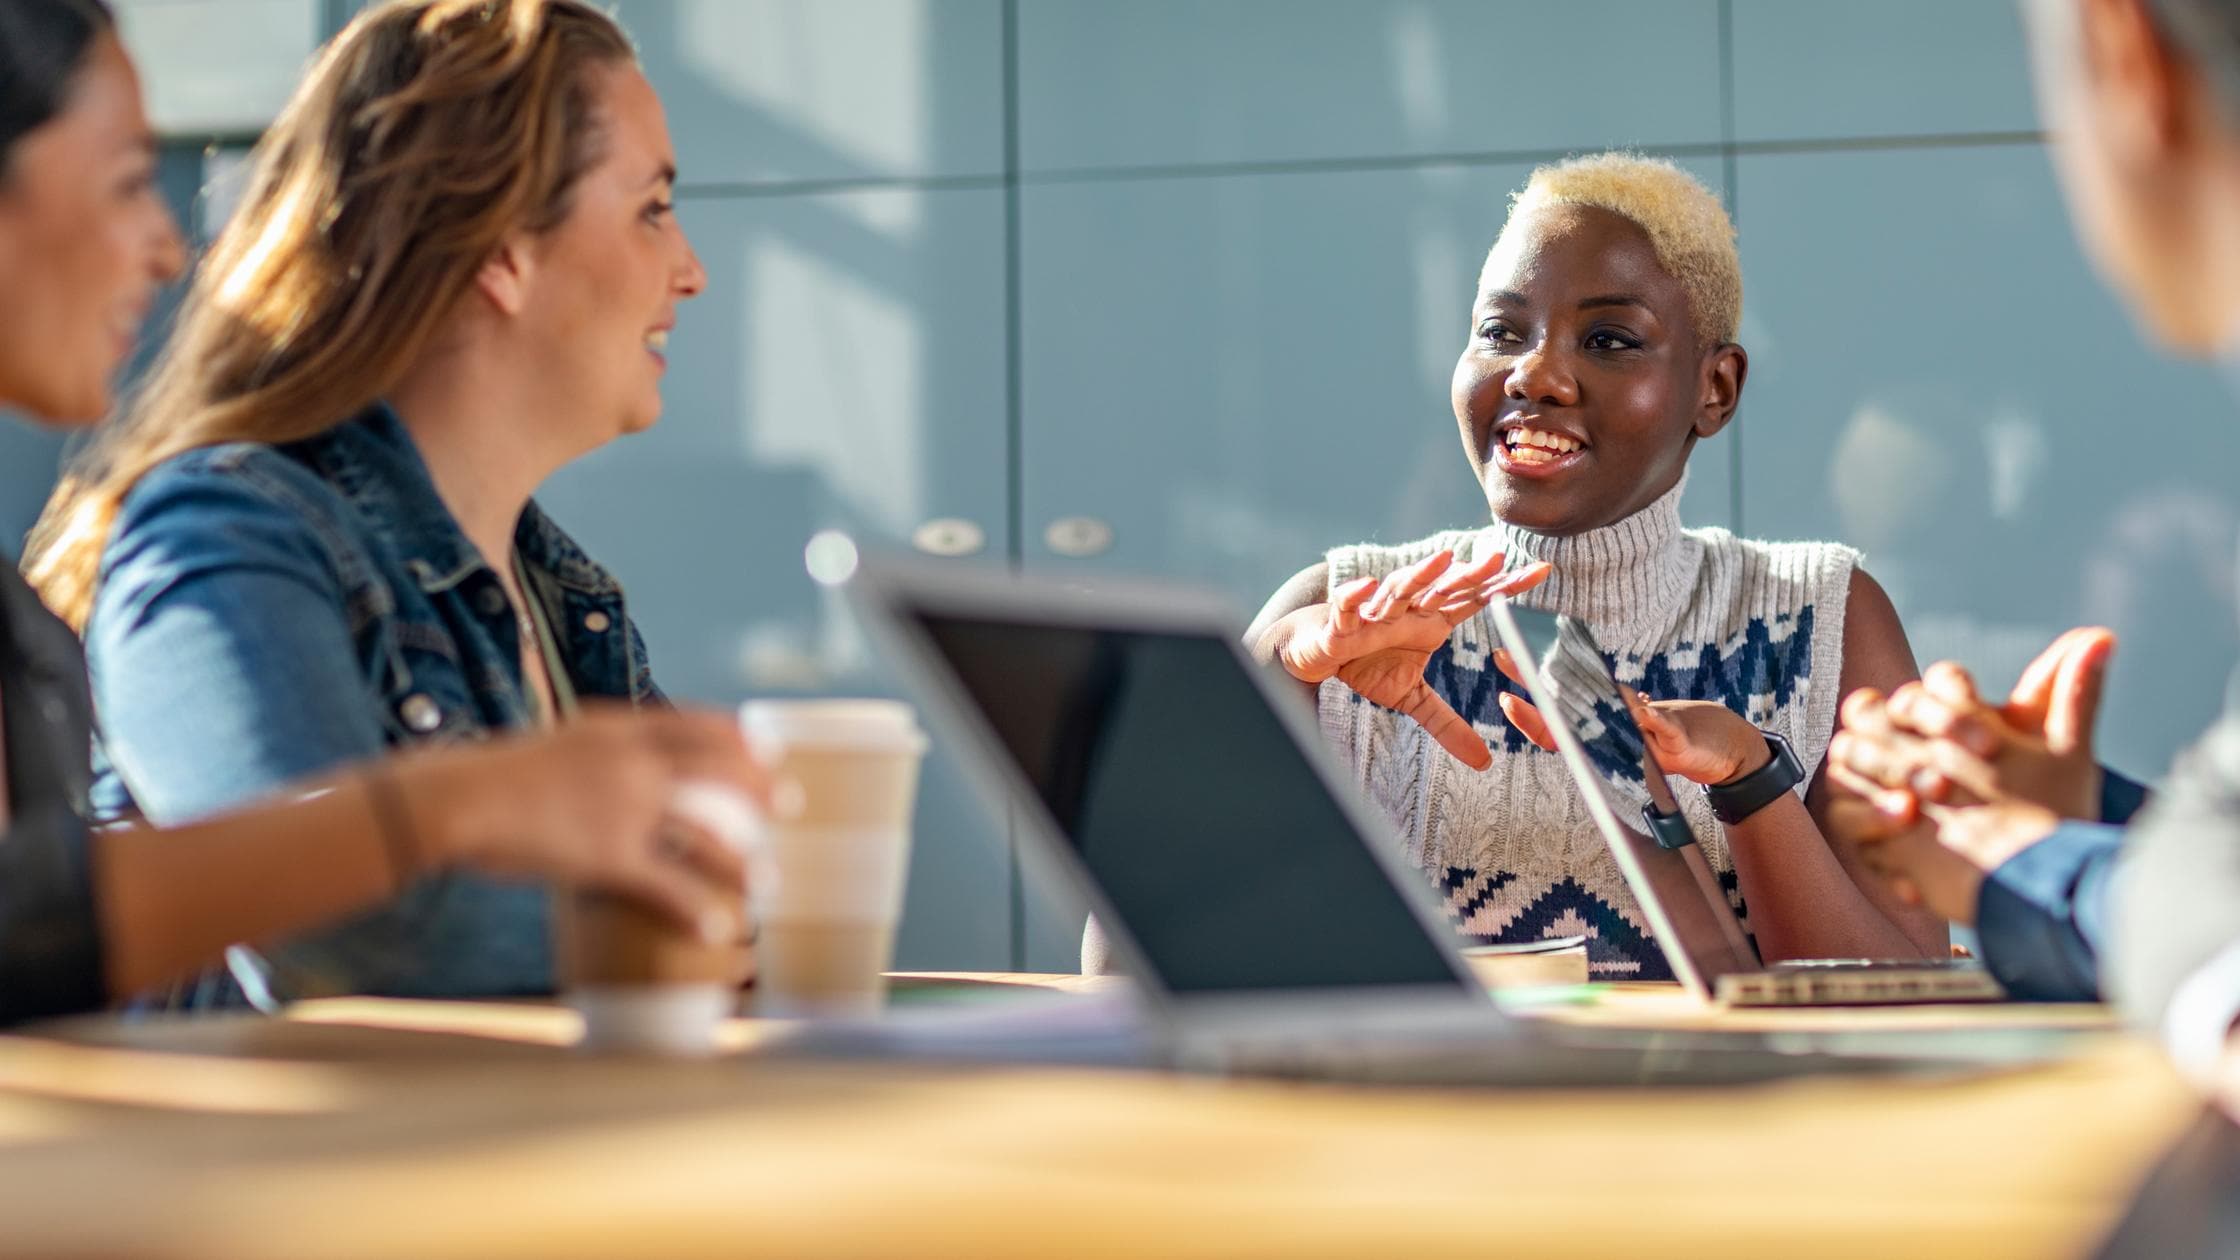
[1277,548,1550,769]
[1830,628,2114,820]
[1824,679,2070,925]
[1492,650,1769,786]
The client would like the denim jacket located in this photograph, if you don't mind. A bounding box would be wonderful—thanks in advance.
[87,403,658,1005]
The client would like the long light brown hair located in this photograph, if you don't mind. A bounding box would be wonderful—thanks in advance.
[25,0,633,627]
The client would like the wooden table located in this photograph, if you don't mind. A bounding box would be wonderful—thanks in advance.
[0,977,2201,1260]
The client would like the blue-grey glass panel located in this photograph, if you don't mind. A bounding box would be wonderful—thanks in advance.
[1019,158,1737,593]
[618,0,1004,187]
[1735,145,2236,782]
[1018,0,1723,173]
[1730,0,2037,142]
[537,187,1013,969]
[1014,157,1736,969]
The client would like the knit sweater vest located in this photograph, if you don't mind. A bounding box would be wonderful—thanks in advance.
[1319,480,1859,980]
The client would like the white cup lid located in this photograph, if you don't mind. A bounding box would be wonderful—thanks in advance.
[739,699,929,753]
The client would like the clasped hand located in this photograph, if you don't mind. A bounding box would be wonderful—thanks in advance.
[1821,627,2115,921]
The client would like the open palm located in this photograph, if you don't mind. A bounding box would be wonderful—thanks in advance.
[1282,548,1550,769]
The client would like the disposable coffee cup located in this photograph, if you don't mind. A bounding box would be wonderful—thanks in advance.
[559,782,759,1056]
[739,699,928,1020]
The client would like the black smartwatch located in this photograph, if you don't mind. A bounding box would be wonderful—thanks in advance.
[1640,803,1699,851]
[1702,730,1804,825]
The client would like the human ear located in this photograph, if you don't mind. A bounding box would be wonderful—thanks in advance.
[1692,343,1747,439]
[2078,0,2193,157]
[473,233,536,317]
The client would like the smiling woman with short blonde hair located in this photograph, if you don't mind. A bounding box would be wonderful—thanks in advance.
[1230,152,1943,981]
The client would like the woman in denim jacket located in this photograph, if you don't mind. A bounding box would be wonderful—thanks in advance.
[29,0,715,1004]
[0,0,766,1023]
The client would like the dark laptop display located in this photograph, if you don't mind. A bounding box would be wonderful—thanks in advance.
[911,611,1465,996]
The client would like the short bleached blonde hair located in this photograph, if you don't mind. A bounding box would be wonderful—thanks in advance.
[1492,152,1742,346]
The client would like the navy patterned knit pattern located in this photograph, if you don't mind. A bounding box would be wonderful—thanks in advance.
[1317,479,1858,981]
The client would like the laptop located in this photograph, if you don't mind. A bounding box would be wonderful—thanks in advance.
[1484,599,2005,1007]
[840,556,1984,1085]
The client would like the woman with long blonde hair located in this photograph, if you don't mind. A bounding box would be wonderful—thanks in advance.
[30,0,718,1004]
[0,0,765,1023]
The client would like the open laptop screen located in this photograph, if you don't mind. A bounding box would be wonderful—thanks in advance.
[911,611,1466,995]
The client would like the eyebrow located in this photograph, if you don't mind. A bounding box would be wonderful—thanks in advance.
[1576,293,1651,311]
[1481,289,1653,313]
[645,162,677,189]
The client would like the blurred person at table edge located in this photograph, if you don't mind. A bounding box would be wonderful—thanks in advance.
[27,0,722,1007]
[1824,0,2240,1102]
[0,0,774,1022]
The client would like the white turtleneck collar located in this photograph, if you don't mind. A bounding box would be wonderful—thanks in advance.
[1484,473,1703,644]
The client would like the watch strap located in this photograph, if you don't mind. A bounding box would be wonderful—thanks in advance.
[1703,730,1805,825]
[1641,803,1699,851]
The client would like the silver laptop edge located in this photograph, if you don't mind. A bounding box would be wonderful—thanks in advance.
[1483,599,1727,1000]
[1485,598,2003,1007]
[842,553,1498,1030]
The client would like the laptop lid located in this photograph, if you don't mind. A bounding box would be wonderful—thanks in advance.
[847,556,1487,1013]
[1484,600,1762,998]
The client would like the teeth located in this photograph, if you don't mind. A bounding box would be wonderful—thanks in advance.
[1505,426,1580,454]
[646,330,669,352]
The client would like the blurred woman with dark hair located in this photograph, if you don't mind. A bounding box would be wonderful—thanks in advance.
[0,0,770,1022]
[27,0,727,1005]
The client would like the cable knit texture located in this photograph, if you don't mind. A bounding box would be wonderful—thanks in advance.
[1319,479,1858,979]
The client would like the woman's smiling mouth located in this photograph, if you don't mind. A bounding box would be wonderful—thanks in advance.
[1492,422,1589,475]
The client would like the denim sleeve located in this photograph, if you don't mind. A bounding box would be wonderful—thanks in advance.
[1973,821,2125,1002]
[89,470,386,824]
[0,804,106,1022]
[2102,768,2152,826]
[89,471,398,1004]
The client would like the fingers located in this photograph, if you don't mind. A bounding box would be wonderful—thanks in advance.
[1488,560,1554,597]
[1492,647,1526,689]
[1839,686,1893,739]
[1887,676,2002,758]
[1425,559,1557,626]
[1419,548,1509,606]
[1427,572,1521,624]
[1826,741,1921,821]
[658,811,751,896]
[2044,627,2115,755]
[1829,725,1936,803]
[1825,792,1914,849]
[1401,682,1493,769]
[1919,661,1982,710]
[608,859,748,945]
[1627,695,1688,760]
[1496,691,1558,752]
[1367,550,1454,619]
[2007,627,2087,717]
[1330,577,1378,635]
